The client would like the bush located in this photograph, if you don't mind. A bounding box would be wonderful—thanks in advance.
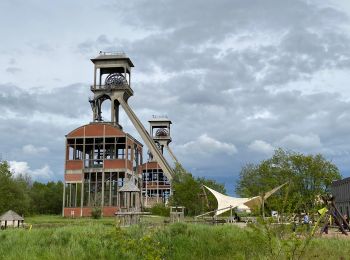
[150,204,170,217]
[91,207,101,219]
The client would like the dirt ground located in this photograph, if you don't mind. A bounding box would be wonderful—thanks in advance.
[318,227,350,239]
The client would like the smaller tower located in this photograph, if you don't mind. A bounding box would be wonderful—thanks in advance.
[148,116,179,163]
[142,116,178,207]
[149,116,171,156]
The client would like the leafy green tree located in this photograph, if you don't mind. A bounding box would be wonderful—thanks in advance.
[236,148,341,213]
[0,161,63,216]
[170,163,226,216]
[0,161,15,214]
[29,181,63,214]
[0,162,31,215]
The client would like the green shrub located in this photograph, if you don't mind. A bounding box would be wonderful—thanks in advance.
[150,204,170,217]
[91,207,101,219]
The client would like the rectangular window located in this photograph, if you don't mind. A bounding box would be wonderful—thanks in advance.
[117,148,125,159]
[127,146,131,160]
[68,147,74,160]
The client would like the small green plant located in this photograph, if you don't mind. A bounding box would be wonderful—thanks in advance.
[150,203,170,217]
[90,192,102,219]
[91,207,102,219]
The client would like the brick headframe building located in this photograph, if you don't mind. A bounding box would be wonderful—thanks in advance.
[62,52,175,217]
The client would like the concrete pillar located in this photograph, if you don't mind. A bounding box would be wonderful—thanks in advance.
[88,172,91,206]
[109,172,112,206]
[94,67,97,87]
[69,183,72,207]
[62,182,66,216]
[111,98,115,123]
[102,171,105,209]
[80,181,84,217]
[115,101,119,125]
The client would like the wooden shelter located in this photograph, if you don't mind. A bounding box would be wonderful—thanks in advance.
[119,180,141,211]
[0,210,24,229]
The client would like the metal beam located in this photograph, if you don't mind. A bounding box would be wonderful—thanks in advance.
[116,96,174,180]
[165,146,180,165]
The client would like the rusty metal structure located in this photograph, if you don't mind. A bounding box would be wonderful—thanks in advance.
[62,52,174,217]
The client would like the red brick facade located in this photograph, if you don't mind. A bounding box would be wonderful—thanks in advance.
[63,207,119,217]
[63,123,142,217]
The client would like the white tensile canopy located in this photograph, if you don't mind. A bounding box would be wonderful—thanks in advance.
[204,182,287,216]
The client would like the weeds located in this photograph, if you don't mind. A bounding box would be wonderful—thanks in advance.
[0,216,349,259]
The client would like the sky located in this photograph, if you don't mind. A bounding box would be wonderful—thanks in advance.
[1,0,350,194]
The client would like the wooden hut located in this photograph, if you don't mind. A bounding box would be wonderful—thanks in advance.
[119,180,141,212]
[0,210,24,229]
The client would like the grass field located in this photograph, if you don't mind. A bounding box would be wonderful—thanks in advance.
[0,215,350,259]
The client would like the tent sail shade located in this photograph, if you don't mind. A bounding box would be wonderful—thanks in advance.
[204,186,251,216]
[204,182,288,216]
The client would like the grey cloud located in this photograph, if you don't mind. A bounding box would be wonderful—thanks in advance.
[0,83,91,118]
[9,58,16,65]
[114,0,346,35]
[6,67,21,74]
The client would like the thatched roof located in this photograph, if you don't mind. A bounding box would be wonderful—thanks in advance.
[119,180,140,192]
[0,210,24,221]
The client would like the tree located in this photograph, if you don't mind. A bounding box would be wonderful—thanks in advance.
[0,162,31,215]
[236,148,341,213]
[0,161,63,216]
[169,163,226,216]
[0,161,15,213]
[29,181,63,214]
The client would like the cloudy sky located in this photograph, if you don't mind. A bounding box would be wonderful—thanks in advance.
[1,0,350,194]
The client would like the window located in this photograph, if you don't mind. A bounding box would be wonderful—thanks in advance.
[127,146,131,160]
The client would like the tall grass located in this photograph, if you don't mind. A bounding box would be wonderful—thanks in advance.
[0,217,350,259]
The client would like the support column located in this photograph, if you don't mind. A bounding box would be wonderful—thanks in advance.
[88,172,91,206]
[115,101,119,125]
[75,183,78,207]
[102,171,105,210]
[111,98,115,124]
[94,67,97,87]
[62,182,66,217]
[95,173,97,203]
[102,126,105,209]
[157,165,159,203]
[145,163,148,207]
[109,172,112,206]
[81,181,84,217]
[117,172,120,206]
[69,183,72,207]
